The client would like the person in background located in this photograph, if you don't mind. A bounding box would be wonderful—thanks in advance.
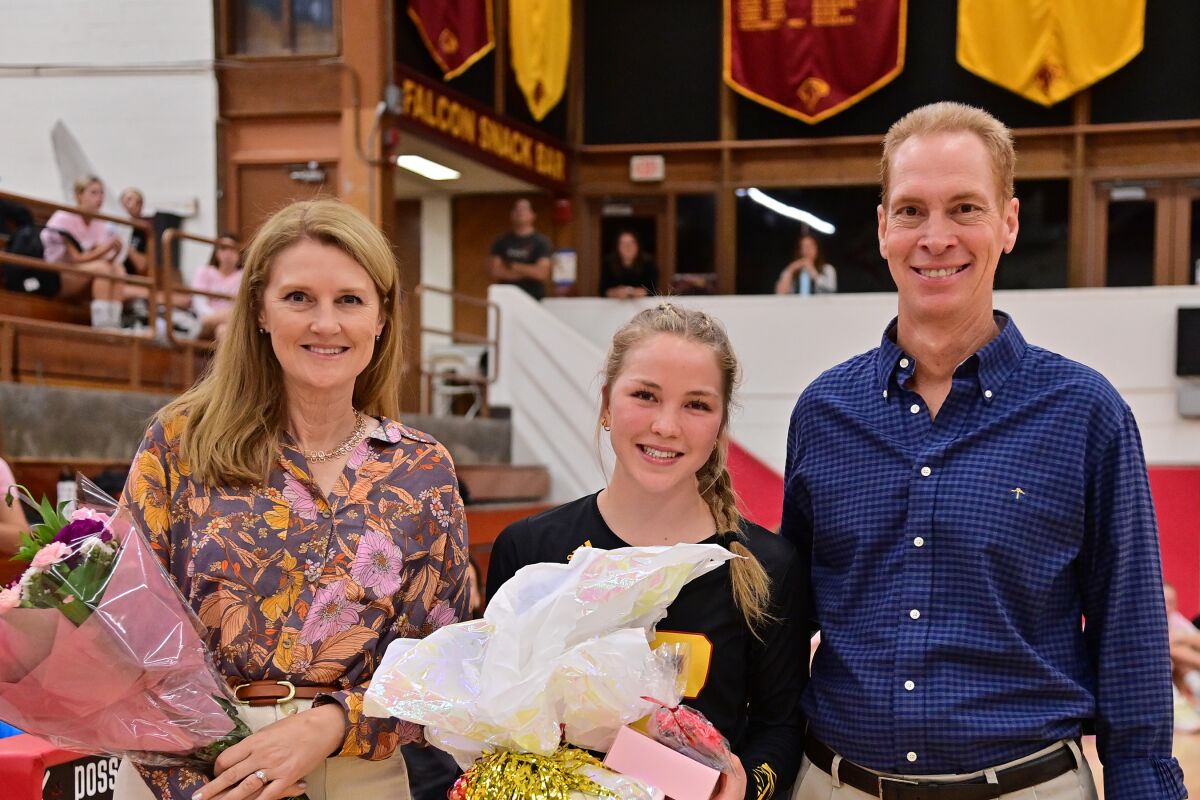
[488,303,806,800]
[774,233,836,296]
[116,188,150,277]
[113,198,469,800]
[782,102,1183,799]
[488,198,552,301]
[600,230,658,299]
[0,454,27,556]
[192,232,245,340]
[40,175,126,325]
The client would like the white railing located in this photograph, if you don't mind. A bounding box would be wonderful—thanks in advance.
[493,285,1200,486]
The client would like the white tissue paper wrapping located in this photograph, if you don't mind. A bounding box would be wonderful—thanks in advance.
[363,543,734,769]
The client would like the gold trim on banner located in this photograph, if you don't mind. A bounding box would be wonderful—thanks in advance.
[408,0,496,81]
[721,0,908,125]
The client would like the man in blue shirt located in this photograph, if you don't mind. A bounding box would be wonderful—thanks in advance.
[781,102,1186,800]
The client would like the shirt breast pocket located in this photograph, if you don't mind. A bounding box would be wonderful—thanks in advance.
[951,467,1085,602]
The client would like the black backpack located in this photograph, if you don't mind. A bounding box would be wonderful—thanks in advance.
[3,224,80,297]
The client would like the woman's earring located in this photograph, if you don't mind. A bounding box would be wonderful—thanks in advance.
[601,415,611,431]
[258,327,266,334]
[375,334,381,341]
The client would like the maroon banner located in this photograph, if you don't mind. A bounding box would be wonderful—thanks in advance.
[724,0,907,124]
[408,0,495,80]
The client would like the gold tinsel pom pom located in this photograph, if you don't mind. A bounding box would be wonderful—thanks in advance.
[451,746,616,800]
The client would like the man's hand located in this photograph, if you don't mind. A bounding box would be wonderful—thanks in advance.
[711,754,747,800]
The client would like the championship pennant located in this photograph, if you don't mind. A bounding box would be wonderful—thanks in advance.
[509,0,571,121]
[957,0,1145,107]
[408,0,495,80]
[724,0,908,124]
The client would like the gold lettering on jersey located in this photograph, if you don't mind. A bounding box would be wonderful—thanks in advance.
[735,0,855,32]
[652,631,713,699]
[566,540,593,562]
[752,762,778,800]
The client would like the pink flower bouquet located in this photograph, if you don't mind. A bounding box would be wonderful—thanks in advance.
[0,478,250,768]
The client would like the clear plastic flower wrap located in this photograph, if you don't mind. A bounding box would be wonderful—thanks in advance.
[0,477,250,768]
[364,543,734,798]
[642,699,734,773]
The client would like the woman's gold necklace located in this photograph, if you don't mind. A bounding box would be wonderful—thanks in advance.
[298,411,368,462]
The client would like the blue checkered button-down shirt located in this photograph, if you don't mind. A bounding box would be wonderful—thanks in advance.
[780,313,1186,799]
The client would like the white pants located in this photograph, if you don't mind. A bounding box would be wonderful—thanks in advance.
[112,699,411,800]
[791,740,1097,800]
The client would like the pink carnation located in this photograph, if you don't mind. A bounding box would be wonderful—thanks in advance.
[0,586,20,613]
[31,541,71,570]
[69,507,109,524]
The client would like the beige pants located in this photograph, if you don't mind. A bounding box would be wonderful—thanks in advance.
[791,740,1097,800]
[113,699,411,800]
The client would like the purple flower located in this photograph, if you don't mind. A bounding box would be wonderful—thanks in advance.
[53,518,111,547]
[350,531,404,597]
[426,601,458,630]
[300,581,364,644]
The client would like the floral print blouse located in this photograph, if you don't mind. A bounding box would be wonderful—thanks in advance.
[121,412,469,798]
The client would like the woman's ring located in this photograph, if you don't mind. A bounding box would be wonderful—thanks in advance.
[254,770,268,783]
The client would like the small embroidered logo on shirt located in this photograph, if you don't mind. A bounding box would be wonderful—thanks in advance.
[1011,488,1026,500]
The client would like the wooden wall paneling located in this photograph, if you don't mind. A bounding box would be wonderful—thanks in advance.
[234,162,339,237]
[1069,95,1092,288]
[218,63,342,117]
[1156,193,1176,287]
[393,199,423,411]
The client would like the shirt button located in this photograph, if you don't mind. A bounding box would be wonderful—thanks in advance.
[984,389,994,399]
[909,609,921,620]
[320,509,332,519]
[920,466,932,477]
[913,536,925,547]
[904,680,915,691]
[900,358,910,368]
[907,751,918,763]
[882,389,888,398]
[910,404,920,414]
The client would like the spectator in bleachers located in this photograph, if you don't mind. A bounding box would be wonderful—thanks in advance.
[489,198,552,300]
[600,229,658,299]
[192,232,244,340]
[0,455,26,555]
[41,175,127,327]
[774,232,837,295]
[115,187,150,278]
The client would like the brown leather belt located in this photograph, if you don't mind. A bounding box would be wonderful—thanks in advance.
[804,733,1079,800]
[228,679,339,707]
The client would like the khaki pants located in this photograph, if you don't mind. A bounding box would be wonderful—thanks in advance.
[113,699,411,800]
[791,740,1097,800]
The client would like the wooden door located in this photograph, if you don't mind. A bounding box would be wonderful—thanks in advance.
[235,161,338,237]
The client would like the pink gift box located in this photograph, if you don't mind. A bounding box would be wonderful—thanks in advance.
[603,725,720,800]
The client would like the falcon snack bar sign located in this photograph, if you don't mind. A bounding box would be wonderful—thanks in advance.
[396,65,568,192]
[724,0,907,124]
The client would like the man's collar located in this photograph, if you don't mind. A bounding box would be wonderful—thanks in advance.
[875,311,1027,398]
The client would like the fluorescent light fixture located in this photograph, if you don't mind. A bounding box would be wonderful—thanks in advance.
[744,187,836,234]
[394,154,461,181]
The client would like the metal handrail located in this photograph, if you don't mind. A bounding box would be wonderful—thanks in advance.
[413,284,501,417]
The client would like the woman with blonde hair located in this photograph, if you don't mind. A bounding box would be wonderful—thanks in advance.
[37,174,126,324]
[115,198,470,800]
[487,303,807,800]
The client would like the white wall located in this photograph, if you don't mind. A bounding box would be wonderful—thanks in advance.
[522,287,1200,475]
[0,1,217,280]
[419,196,454,356]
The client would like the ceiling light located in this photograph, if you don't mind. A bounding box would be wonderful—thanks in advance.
[394,154,461,181]
[745,188,835,234]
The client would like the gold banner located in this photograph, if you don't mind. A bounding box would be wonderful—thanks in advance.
[509,0,571,121]
[957,0,1146,107]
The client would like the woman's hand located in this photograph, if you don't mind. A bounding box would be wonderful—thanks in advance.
[711,754,747,800]
[193,703,347,800]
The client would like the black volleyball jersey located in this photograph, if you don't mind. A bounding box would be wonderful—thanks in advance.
[486,493,807,800]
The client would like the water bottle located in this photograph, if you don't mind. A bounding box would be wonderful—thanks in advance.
[798,269,813,296]
[56,467,77,514]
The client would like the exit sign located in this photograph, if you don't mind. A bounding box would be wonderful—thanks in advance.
[629,155,665,182]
